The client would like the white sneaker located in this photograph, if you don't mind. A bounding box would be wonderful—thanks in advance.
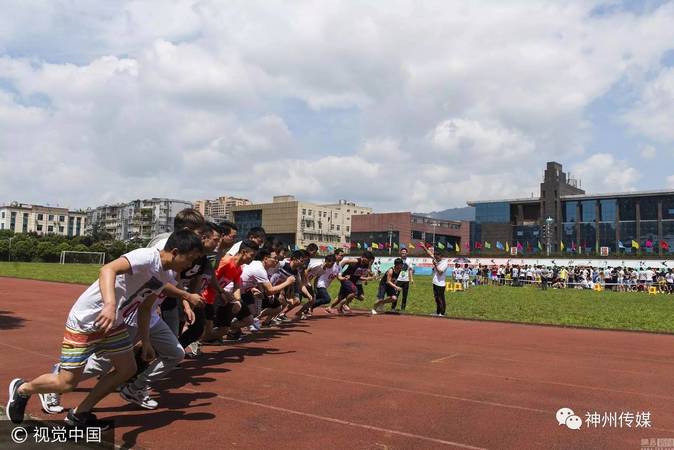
[252,318,262,330]
[187,341,202,356]
[371,309,378,315]
[38,392,64,415]
[120,384,158,410]
[38,363,64,414]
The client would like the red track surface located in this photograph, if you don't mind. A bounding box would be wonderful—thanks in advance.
[2,277,674,449]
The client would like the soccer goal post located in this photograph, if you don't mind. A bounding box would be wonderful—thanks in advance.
[60,251,106,265]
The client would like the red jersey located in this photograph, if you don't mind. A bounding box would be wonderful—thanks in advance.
[202,258,243,304]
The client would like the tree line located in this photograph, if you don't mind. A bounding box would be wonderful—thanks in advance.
[0,230,148,263]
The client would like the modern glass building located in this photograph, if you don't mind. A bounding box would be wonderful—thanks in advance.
[467,162,674,255]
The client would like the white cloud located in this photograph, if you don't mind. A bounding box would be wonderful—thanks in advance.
[1,1,674,212]
[667,175,674,189]
[570,153,640,193]
[624,68,674,142]
[429,118,534,162]
[640,145,657,159]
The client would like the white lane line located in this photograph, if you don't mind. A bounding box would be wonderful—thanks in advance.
[431,353,461,363]
[249,365,548,414]
[180,386,488,449]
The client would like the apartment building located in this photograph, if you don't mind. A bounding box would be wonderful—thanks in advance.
[0,202,87,236]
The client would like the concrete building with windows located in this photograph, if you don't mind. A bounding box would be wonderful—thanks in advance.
[0,202,87,236]
[350,212,469,255]
[467,161,674,255]
[85,198,193,241]
[232,196,372,249]
[194,196,251,222]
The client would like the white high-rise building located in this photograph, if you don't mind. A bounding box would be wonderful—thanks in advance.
[0,202,87,236]
[85,198,193,240]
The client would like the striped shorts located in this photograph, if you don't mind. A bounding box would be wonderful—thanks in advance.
[59,325,133,370]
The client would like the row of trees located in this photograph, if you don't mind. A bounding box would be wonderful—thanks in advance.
[0,230,148,263]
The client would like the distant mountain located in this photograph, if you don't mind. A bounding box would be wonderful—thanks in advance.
[416,206,475,221]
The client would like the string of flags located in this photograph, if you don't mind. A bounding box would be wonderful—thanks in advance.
[291,238,672,254]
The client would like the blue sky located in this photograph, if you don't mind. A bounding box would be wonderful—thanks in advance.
[1,0,674,212]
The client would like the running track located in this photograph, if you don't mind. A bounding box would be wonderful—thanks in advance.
[2,277,674,449]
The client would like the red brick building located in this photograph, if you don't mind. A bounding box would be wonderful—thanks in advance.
[351,212,469,255]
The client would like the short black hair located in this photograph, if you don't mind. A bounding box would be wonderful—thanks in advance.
[238,239,259,254]
[333,248,344,256]
[324,254,336,263]
[362,251,375,261]
[173,209,205,231]
[191,222,217,236]
[394,257,404,265]
[254,248,272,261]
[164,229,204,253]
[290,250,304,260]
[306,243,318,253]
[247,227,266,240]
[217,220,237,235]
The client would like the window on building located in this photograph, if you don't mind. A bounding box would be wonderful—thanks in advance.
[48,225,53,232]
[37,213,43,220]
[346,226,350,232]
[562,201,577,222]
[579,200,596,222]
[37,225,42,231]
[639,197,658,221]
[1,212,4,219]
[411,230,423,239]
[663,196,674,220]
[59,226,64,232]
[302,209,306,215]
[48,214,54,221]
[337,225,340,231]
[59,215,65,222]
[474,202,510,223]
[617,198,636,221]
[1,223,4,229]
[598,199,617,222]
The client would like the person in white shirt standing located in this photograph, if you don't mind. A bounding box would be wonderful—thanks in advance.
[424,246,449,316]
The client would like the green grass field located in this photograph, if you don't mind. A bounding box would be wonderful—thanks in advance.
[2,262,674,333]
[0,262,101,284]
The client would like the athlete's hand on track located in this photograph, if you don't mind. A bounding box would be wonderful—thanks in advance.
[94,305,116,334]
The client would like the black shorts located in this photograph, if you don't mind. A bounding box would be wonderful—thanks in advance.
[241,291,256,306]
[262,295,282,309]
[338,280,357,298]
[214,301,251,327]
[204,303,215,321]
[314,287,332,307]
[356,284,364,298]
[377,284,397,300]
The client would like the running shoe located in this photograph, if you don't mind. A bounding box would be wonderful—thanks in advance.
[7,378,30,424]
[120,384,158,410]
[65,409,112,431]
